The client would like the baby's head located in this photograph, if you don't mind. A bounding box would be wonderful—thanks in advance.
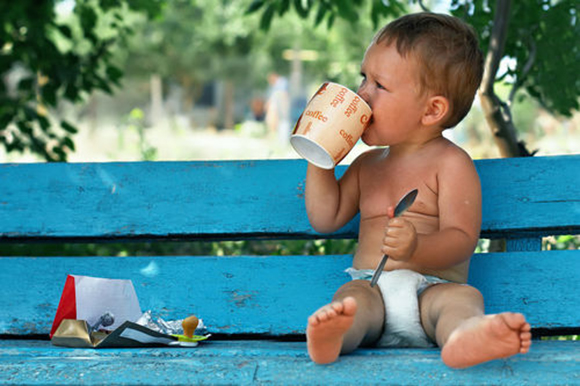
[374,13,483,128]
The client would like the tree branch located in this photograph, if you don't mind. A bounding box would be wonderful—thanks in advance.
[480,0,511,95]
[417,0,431,12]
[508,34,536,106]
[478,0,535,157]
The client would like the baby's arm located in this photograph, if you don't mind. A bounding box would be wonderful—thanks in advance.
[304,155,364,234]
[383,150,482,269]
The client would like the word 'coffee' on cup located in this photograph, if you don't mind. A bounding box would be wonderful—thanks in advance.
[305,110,329,122]
[291,82,372,169]
[345,96,361,118]
[330,88,348,107]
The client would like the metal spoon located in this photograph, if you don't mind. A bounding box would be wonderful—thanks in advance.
[369,189,419,287]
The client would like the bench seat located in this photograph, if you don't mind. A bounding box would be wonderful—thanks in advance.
[1,340,578,385]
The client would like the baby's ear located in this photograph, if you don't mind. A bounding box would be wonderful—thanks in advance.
[422,95,449,127]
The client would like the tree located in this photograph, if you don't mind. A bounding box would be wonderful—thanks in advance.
[123,0,368,130]
[0,0,162,161]
[248,0,580,157]
[124,0,263,130]
[453,0,579,157]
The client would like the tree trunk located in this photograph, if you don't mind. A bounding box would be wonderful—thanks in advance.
[478,0,535,253]
[150,74,164,128]
[224,80,235,130]
[478,0,533,158]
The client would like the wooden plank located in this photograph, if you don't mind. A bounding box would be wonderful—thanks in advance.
[0,160,344,241]
[468,251,580,329]
[505,236,542,252]
[1,155,579,242]
[0,340,578,385]
[1,251,578,335]
[476,155,580,237]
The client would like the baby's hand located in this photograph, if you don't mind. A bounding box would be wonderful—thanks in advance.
[381,208,417,261]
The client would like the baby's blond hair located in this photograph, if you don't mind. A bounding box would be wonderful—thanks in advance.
[375,13,484,128]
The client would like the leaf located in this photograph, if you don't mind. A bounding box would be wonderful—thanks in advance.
[293,0,310,18]
[326,13,336,29]
[314,2,328,27]
[64,84,81,102]
[336,0,357,21]
[56,25,72,39]
[99,0,120,11]
[51,146,67,162]
[41,84,58,107]
[36,115,50,131]
[371,0,381,28]
[62,136,75,151]
[246,0,266,14]
[16,121,33,136]
[78,4,98,44]
[61,120,79,134]
[279,0,291,16]
[17,77,34,92]
[260,4,276,30]
[78,4,97,31]
[106,65,124,84]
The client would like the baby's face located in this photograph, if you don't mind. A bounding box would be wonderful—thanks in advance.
[358,42,428,147]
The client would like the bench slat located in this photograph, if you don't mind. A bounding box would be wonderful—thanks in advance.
[0,160,329,241]
[1,155,579,242]
[0,340,577,385]
[476,155,580,238]
[506,236,542,252]
[1,251,577,335]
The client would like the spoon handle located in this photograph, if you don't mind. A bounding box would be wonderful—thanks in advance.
[369,254,388,287]
[368,189,418,288]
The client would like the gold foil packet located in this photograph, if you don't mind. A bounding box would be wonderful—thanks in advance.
[51,319,206,348]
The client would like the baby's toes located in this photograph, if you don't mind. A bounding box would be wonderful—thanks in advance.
[330,301,345,314]
[308,314,320,327]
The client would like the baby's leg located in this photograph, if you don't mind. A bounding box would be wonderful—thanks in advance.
[307,280,384,364]
[419,284,532,369]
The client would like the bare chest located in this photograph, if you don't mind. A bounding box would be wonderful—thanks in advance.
[358,159,440,222]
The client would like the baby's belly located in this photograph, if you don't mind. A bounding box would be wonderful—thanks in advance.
[353,215,469,283]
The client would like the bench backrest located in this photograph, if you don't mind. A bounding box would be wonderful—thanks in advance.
[1,155,579,337]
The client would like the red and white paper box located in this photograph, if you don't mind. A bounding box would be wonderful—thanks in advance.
[50,275,142,338]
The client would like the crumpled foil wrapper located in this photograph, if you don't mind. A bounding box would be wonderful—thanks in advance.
[135,311,207,336]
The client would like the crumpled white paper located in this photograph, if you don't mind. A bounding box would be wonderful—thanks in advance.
[136,310,207,336]
[74,275,142,331]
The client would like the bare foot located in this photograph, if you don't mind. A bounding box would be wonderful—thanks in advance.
[441,312,532,369]
[306,296,357,364]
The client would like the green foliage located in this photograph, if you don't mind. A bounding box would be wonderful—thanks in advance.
[122,108,157,161]
[541,335,579,341]
[122,0,381,117]
[451,0,580,118]
[0,238,357,257]
[249,0,580,145]
[247,0,407,30]
[3,234,575,258]
[544,235,580,251]
[0,0,162,161]
[122,0,270,117]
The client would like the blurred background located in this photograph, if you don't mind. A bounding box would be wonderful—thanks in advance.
[1,0,579,256]
[1,0,578,164]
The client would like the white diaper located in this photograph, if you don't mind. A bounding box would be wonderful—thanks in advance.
[346,268,448,348]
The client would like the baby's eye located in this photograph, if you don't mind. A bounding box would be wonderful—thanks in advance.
[359,73,367,85]
[376,81,385,90]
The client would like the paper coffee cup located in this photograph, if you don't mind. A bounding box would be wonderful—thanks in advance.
[290,82,372,169]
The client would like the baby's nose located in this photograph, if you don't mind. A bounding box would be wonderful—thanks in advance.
[357,85,371,106]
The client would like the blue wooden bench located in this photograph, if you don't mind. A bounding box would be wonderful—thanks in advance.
[0,155,579,385]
